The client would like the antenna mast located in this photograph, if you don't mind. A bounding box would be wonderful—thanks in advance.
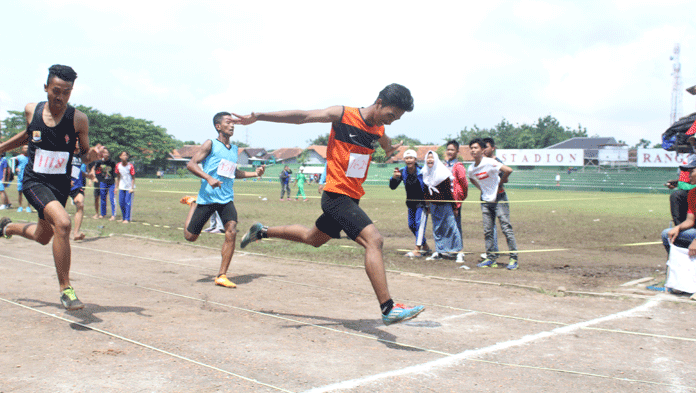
[670,43,683,124]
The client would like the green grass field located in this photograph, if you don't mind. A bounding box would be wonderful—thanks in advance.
[3,176,670,270]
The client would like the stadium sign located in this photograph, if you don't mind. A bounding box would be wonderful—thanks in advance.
[497,149,584,166]
[636,148,690,167]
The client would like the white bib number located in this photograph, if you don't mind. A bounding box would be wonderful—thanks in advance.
[33,148,70,175]
[346,153,370,178]
[217,159,237,179]
[71,165,82,179]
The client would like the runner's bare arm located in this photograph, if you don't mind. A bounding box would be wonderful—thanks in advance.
[74,110,102,164]
[186,139,221,188]
[0,103,34,154]
[231,106,343,126]
[378,134,403,157]
[235,165,265,179]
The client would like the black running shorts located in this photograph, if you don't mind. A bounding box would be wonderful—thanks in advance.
[186,201,238,235]
[315,191,373,241]
[69,187,85,200]
[22,181,70,220]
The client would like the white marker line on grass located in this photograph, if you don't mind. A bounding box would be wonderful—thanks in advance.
[304,300,696,393]
[0,297,295,393]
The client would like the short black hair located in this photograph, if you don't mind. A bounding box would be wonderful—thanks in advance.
[47,64,77,84]
[119,150,130,158]
[213,111,231,127]
[482,137,495,147]
[376,83,414,112]
[446,140,460,151]
[469,138,486,148]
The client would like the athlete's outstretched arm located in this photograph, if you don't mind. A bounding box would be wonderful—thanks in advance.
[232,106,343,126]
[0,103,35,154]
[378,134,403,157]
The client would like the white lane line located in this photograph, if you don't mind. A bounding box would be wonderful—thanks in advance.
[0,297,294,393]
[303,300,677,393]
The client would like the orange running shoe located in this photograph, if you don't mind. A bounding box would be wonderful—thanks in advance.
[179,196,197,205]
[215,274,236,288]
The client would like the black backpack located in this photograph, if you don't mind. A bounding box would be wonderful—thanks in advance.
[662,112,696,152]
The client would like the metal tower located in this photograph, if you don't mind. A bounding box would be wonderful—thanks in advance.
[670,43,683,124]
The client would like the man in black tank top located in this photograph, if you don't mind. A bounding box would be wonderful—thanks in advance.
[0,65,103,310]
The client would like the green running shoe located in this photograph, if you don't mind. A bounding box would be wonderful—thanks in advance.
[60,286,85,310]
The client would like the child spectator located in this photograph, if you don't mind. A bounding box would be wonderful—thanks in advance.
[115,151,135,223]
[295,167,307,201]
[14,145,30,212]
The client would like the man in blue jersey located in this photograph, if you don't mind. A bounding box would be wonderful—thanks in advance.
[183,111,265,288]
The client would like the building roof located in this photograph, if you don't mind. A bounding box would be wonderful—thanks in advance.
[545,137,618,150]
[241,148,269,159]
[271,147,303,161]
[387,145,474,163]
[307,145,327,159]
[169,145,202,160]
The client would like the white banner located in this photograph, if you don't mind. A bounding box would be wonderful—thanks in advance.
[636,148,690,167]
[497,149,584,166]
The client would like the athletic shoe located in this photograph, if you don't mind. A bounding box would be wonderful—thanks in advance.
[405,251,423,258]
[480,253,487,260]
[60,287,85,310]
[26,207,32,213]
[425,252,442,261]
[477,259,498,268]
[179,196,196,205]
[240,222,264,248]
[507,258,518,270]
[214,274,237,288]
[16,207,23,213]
[0,205,6,210]
[202,227,214,233]
[382,303,425,326]
[455,252,465,263]
[0,217,11,239]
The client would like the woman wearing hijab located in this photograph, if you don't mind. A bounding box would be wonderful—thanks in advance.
[422,151,463,260]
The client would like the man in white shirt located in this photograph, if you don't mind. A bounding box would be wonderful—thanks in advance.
[467,138,519,270]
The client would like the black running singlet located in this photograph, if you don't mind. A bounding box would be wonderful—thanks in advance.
[23,101,77,187]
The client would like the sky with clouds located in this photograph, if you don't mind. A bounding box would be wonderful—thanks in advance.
[1,0,695,149]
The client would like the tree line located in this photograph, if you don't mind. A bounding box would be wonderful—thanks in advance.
[0,105,247,170]
[306,116,593,163]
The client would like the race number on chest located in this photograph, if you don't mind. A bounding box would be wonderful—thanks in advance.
[33,148,69,175]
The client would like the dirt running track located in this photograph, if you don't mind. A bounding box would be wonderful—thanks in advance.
[1,235,695,392]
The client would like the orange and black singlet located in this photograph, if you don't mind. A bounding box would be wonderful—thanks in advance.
[323,106,384,199]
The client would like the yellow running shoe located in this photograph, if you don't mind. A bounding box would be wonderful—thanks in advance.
[215,274,236,288]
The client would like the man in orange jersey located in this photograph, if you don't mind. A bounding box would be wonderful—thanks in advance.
[235,84,424,325]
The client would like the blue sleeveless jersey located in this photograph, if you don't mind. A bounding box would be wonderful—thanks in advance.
[197,139,238,204]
